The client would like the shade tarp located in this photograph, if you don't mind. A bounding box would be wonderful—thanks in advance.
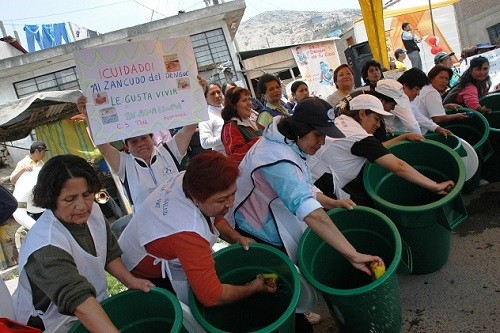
[357,0,460,69]
[0,90,83,141]
[383,0,459,18]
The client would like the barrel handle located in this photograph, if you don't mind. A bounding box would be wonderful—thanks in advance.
[440,195,468,231]
[480,139,494,162]
[397,238,413,275]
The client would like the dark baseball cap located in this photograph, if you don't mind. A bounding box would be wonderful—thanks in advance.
[292,97,345,138]
[476,42,495,50]
[31,141,48,151]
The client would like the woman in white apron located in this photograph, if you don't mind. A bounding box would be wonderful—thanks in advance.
[228,97,385,331]
[119,151,276,307]
[12,155,153,333]
[309,95,455,205]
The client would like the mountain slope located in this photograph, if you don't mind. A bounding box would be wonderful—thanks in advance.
[235,9,361,51]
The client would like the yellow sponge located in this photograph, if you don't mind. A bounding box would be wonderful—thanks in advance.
[370,261,386,280]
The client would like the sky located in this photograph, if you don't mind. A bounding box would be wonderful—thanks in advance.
[1,0,361,49]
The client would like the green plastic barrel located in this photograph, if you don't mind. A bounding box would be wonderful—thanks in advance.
[424,133,466,157]
[443,109,492,193]
[479,93,500,111]
[297,206,409,333]
[189,243,300,332]
[68,288,183,333]
[482,111,500,182]
[364,140,467,274]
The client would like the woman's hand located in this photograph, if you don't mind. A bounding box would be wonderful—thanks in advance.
[125,277,155,293]
[434,127,451,138]
[477,105,492,115]
[400,133,424,142]
[236,235,256,251]
[251,274,277,294]
[452,112,471,121]
[197,75,207,90]
[346,253,385,276]
[443,103,461,111]
[331,199,356,210]
[77,96,88,116]
[433,180,455,195]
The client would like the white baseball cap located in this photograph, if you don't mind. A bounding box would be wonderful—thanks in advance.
[349,94,393,117]
[375,79,411,110]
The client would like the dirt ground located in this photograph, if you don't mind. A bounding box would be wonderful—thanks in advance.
[2,164,499,333]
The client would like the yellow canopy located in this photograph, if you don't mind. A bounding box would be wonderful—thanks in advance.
[357,0,460,69]
[359,0,389,69]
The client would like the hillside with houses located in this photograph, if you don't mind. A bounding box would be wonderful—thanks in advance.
[235,9,361,51]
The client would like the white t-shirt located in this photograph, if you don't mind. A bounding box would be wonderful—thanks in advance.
[414,84,447,120]
[117,138,183,212]
[199,104,225,153]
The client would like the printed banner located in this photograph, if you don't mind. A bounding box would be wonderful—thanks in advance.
[74,37,208,144]
[291,41,341,100]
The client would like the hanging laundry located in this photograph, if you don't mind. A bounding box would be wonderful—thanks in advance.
[73,24,88,41]
[53,23,71,45]
[41,24,56,48]
[72,23,99,41]
[24,24,43,52]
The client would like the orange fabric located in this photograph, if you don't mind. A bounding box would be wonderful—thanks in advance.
[131,232,223,306]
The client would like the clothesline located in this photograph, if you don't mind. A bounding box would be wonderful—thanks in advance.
[21,22,99,53]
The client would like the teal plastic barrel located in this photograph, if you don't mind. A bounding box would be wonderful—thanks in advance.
[443,109,492,193]
[297,206,409,333]
[189,243,300,332]
[364,140,467,274]
[482,111,500,182]
[69,288,183,333]
[424,133,466,157]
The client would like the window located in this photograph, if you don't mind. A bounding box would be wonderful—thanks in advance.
[14,67,80,98]
[487,23,500,45]
[191,29,240,84]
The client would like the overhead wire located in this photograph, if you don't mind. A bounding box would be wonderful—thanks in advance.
[2,0,133,22]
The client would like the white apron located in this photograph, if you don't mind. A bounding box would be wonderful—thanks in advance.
[119,172,219,304]
[13,203,108,333]
[228,138,309,262]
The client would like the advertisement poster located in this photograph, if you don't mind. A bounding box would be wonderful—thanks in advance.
[291,40,341,99]
[74,37,208,144]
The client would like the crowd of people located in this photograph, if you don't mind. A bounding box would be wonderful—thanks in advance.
[5,37,499,333]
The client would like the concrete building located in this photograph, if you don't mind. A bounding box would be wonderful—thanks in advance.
[454,0,500,47]
[0,0,246,106]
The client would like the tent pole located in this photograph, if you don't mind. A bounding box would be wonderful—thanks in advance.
[428,0,435,36]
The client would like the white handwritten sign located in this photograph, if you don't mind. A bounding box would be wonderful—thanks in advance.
[74,37,208,144]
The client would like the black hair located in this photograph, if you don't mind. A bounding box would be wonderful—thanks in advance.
[290,81,308,94]
[402,22,410,30]
[277,116,313,144]
[222,82,236,94]
[397,68,429,89]
[33,154,101,210]
[257,73,280,95]
[427,64,453,81]
[204,82,222,97]
[124,133,153,145]
[361,60,384,84]
[221,87,250,121]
